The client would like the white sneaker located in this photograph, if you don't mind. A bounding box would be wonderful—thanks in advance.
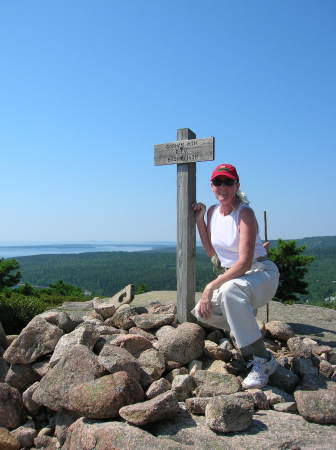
[241,353,279,390]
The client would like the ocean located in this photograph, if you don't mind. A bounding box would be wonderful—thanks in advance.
[0,242,175,258]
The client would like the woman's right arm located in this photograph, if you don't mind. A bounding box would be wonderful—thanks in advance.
[192,203,216,257]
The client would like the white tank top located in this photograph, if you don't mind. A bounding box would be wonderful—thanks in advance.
[210,203,266,268]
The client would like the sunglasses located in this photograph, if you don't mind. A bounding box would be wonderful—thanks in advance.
[212,178,236,187]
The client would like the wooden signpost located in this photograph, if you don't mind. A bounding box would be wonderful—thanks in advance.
[154,128,215,322]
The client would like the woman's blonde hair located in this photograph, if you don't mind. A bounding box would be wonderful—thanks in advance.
[236,189,250,205]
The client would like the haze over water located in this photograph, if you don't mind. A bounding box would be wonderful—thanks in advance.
[0,242,174,258]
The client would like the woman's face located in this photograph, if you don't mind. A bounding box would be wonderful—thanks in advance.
[211,176,239,206]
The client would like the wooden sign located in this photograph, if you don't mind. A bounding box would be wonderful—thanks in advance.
[154,136,215,166]
[154,128,215,323]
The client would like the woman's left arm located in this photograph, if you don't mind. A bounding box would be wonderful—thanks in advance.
[199,208,257,317]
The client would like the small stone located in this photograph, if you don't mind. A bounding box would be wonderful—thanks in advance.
[67,372,144,419]
[185,397,211,415]
[171,374,194,401]
[0,383,26,429]
[207,360,229,375]
[148,303,176,315]
[146,378,171,399]
[129,327,156,341]
[92,297,116,319]
[137,348,166,380]
[107,305,138,330]
[268,364,300,393]
[273,402,297,413]
[192,370,240,397]
[165,367,189,383]
[156,322,205,365]
[3,317,63,365]
[188,360,202,374]
[287,337,312,358]
[295,389,336,424]
[319,359,334,378]
[11,419,37,448]
[265,321,295,341]
[241,389,269,410]
[263,386,294,405]
[5,364,39,391]
[205,396,254,433]
[22,382,41,415]
[32,359,50,377]
[111,334,152,357]
[0,427,20,450]
[119,390,180,426]
[203,340,231,361]
[131,313,175,330]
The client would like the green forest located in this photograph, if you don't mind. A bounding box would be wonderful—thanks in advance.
[13,236,336,304]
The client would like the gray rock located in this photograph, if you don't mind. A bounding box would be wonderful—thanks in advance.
[11,419,37,448]
[243,389,269,410]
[149,303,177,315]
[157,322,205,365]
[22,382,41,415]
[263,385,294,405]
[5,363,40,391]
[300,372,336,391]
[273,402,297,413]
[63,417,184,450]
[185,397,210,415]
[171,375,194,401]
[192,370,240,397]
[165,367,189,383]
[203,339,231,361]
[146,378,171,399]
[93,296,116,319]
[132,313,175,330]
[0,383,26,429]
[268,364,300,393]
[287,336,312,358]
[319,359,334,377]
[207,359,229,375]
[3,316,63,365]
[68,371,144,419]
[295,389,336,424]
[33,344,105,411]
[111,333,153,357]
[38,310,75,333]
[98,342,147,384]
[188,359,203,373]
[107,305,138,329]
[205,395,254,432]
[129,326,157,341]
[34,435,58,449]
[138,348,166,380]
[49,322,97,367]
[119,390,180,426]
[265,320,295,341]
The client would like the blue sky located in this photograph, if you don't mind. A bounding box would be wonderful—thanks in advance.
[1,0,335,243]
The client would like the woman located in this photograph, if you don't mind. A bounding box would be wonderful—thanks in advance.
[192,163,280,389]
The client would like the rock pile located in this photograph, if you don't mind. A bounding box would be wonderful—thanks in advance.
[1,287,336,449]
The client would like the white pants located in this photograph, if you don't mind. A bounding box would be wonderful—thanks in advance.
[191,260,279,348]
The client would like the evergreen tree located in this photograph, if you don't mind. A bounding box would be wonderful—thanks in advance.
[269,239,314,302]
[0,258,21,290]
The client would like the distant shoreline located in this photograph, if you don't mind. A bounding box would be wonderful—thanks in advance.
[0,242,176,258]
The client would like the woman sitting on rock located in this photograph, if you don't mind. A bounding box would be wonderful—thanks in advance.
[192,163,279,389]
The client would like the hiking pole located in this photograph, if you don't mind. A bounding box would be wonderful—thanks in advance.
[264,210,270,322]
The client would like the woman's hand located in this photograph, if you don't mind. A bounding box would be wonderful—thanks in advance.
[198,284,214,319]
[192,202,206,222]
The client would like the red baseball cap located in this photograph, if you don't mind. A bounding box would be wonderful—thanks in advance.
[210,164,239,182]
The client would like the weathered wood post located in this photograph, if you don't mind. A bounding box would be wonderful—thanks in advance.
[154,129,215,323]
